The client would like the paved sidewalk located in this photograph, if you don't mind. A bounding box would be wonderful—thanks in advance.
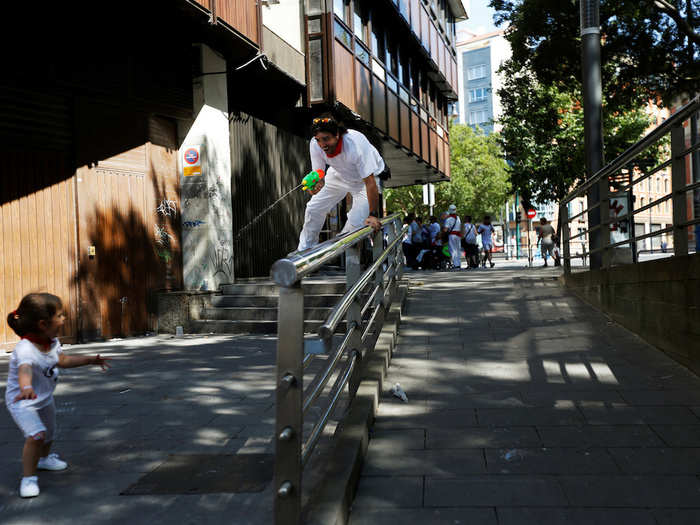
[0,334,281,524]
[349,267,700,525]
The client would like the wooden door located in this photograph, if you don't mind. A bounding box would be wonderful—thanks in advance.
[75,105,180,340]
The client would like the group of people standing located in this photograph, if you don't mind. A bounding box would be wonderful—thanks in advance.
[401,205,497,271]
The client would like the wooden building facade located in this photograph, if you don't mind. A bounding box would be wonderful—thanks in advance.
[0,0,306,346]
[306,0,466,187]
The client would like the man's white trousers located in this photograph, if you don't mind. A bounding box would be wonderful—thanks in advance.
[297,168,369,251]
[448,234,461,268]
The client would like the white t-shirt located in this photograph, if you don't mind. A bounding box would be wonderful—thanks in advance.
[429,222,441,243]
[478,224,495,247]
[310,129,385,186]
[463,222,477,244]
[5,338,62,409]
[444,215,461,234]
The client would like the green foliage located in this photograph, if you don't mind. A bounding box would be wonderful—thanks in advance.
[490,0,684,204]
[386,125,511,219]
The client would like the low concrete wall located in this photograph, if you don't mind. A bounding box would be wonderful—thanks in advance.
[561,253,700,374]
[156,291,215,335]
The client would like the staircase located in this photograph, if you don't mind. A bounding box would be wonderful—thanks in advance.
[189,279,348,334]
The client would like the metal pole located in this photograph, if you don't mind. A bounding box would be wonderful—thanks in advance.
[274,283,304,525]
[580,0,607,269]
[672,123,689,257]
[527,218,532,267]
[690,1,700,252]
[515,191,520,259]
[628,165,638,263]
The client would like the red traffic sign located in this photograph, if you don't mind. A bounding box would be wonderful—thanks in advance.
[526,209,537,219]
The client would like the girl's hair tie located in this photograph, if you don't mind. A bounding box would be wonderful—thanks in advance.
[11,310,19,320]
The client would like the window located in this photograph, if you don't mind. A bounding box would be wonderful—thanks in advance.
[400,48,410,87]
[469,110,489,125]
[664,179,669,193]
[657,177,661,192]
[467,64,487,80]
[309,39,324,101]
[468,88,487,102]
[335,20,352,48]
[398,0,409,19]
[371,9,386,60]
[334,0,349,23]
[386,32,398,76]
[353,0,367,42]
[411,65,420,98]
[641,197,645,207]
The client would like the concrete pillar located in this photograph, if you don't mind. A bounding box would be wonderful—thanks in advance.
[179,44,233,290]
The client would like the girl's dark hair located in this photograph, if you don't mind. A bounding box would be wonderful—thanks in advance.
[7,293,63,337]
[310,112,348,137]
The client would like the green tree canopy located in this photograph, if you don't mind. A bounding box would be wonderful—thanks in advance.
[386,124,511,220]
[490,0,688,205]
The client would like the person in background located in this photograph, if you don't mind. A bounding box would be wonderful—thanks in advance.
[443,204,462,270]
[402,214,417,269]
[428,216,441,246]
[461,215,479,269]
[478,216,496,268]
[537,217,556,267]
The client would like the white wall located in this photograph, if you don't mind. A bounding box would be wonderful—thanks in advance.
[489,34,511,133]
[262,0,304,53]
[179,45,234,290]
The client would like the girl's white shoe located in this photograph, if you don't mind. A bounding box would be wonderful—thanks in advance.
[37,453,68,471]
[19,476,39,498]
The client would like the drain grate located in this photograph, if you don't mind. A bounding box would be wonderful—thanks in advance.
[121,454,274,495]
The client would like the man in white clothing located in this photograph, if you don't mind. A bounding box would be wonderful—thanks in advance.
[297,116,383,251]
[442,204,462,269]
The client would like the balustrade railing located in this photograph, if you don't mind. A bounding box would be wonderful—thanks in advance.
[560,96,700,272]
[269,213,406,525]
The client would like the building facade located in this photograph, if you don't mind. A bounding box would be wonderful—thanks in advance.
[455,29,510,134]
[1,0,469,347]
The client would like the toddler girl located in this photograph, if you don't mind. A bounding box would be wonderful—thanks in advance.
[5,293,111,498]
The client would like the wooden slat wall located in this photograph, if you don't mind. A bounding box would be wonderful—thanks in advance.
[400,103,411,150]
[355,61,371,121]
[334,42,356,111]
[430,129,438,170]
[421,121,429,162]
[372,77,387,133]
[387,91,399,142]
[443,140,450,177]
[217,0,259,45]
[411,112,420,156]
[0,152,78,347]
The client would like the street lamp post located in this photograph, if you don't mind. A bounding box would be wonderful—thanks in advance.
[580,0,608,269]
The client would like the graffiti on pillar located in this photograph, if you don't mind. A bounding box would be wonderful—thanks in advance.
[156,199,178,217]
[183,219,206,228]
[210,242,233,282]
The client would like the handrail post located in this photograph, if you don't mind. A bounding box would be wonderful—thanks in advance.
[600,179,612,268]
[562,204,571,275]
[274,282,304,525]
[374,226,385,306]
[393,218,404,280]
[345,236,363,396]
[672,122,689,257]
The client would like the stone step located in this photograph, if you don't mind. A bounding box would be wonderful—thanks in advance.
[190,319,345,335]
[210,294,344,308]
[200,307,333,321]
[219,281,346,296]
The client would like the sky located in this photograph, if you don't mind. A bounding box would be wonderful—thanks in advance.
[458,0,500,36]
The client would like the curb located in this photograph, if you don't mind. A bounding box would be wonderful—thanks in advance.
[304,281,409,525]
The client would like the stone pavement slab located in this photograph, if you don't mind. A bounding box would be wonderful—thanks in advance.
[0,333,340,524]
[348,267,700,525]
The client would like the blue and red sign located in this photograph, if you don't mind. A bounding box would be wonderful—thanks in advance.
[184,148,199,165]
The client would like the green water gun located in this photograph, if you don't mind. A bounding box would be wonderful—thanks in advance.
[302,169,325,192]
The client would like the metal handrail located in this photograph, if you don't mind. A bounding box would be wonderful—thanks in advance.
[271,212,403,287]
[562,96,700,204]
[560,95,700,273]
[273,212,406,524]
[318,226,407,339]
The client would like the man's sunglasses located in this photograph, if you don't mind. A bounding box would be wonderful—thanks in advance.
[312,117,334,124]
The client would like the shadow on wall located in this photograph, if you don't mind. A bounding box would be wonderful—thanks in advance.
[230,112,308,278]
[74,170,181,340]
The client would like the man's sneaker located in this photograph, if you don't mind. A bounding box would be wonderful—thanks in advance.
[490,262,495,268]
[19,476,39,498]
[38,453,68,471]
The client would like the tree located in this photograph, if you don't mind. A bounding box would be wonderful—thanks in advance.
[491,0,686,206]
[490,0,698,109]
[386,124,511,219]
[498,67,659,206]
